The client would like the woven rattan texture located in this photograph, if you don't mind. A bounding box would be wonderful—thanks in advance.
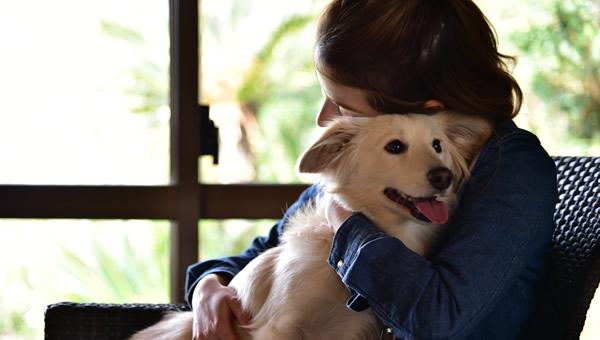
[523,157,600,339]
[553,157,600,280]
[548,156,600,338]
[44,302,190,340]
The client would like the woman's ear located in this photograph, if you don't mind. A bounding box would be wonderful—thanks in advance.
[423,99,445,110]
[297,118,364,174]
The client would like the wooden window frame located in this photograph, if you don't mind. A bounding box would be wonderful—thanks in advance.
[0,0,307,302]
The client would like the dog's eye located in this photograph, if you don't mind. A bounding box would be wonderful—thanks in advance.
[385,140,406,154]
[433,139,442,153]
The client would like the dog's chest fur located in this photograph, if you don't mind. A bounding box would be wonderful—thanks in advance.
[229,196,382,340]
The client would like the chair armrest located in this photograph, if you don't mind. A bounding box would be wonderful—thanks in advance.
[44,302,190,340]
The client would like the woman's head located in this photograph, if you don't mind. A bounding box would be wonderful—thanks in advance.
[315,0,522,126]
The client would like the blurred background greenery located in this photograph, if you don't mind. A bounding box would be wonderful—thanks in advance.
[0,0,598,338]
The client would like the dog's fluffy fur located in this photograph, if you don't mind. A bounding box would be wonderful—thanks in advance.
[129,112,491,340]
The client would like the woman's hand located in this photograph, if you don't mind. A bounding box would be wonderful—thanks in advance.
[191,273,251,340]
[324,194,354,233]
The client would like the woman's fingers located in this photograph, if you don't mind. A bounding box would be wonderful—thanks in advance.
[191,273,247,340]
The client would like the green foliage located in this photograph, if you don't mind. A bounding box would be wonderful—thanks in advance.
[236,14,322,182]
[202,0,252,40]
[126,61,169,115]
[255,86,322,182]
[237,15,314,107]
[199,219,275,260]
[101,21,145,44]
[100,20,169,117]
[58,223,169,303]
[0,296,35,339]
[511,0,600,139]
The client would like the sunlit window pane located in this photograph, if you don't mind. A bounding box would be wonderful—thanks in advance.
[0,219,170,339]
[200,0,328,184]
[0,0,170,185]
[199,219,276,260]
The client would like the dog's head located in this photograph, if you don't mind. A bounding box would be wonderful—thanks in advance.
[298,112,491,226]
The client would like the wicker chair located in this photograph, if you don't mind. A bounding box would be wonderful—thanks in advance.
[44,156,600,340]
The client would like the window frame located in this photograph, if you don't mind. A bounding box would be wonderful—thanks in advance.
[0,0,307,302]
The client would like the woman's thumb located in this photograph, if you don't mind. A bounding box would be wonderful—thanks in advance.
[228,297,252,325]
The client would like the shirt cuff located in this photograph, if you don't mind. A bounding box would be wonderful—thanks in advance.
[328,213,387,311]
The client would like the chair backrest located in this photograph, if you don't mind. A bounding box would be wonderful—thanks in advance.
[525,156,600,339]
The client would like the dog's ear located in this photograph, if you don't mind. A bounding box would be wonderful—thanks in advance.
[297,117,364,174]
[432,111,492,161]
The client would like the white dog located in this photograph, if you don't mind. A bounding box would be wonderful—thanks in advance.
[130,112,491,340]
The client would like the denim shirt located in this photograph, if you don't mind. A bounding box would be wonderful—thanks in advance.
[185,120,558,340]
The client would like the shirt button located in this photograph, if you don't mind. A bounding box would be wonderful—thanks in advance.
[337,260,344,269]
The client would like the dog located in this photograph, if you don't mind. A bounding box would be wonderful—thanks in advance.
[129,111,491,340]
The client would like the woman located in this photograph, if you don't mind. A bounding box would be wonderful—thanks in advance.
[186,0,558,339]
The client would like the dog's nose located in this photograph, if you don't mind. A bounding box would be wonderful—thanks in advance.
[427,167,452,191]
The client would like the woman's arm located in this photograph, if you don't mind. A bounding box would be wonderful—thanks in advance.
[184,184,322,304]
[328,125,558,339]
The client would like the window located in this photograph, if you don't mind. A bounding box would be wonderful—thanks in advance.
[0,1,309,338]
[0,0,170,185]
[1,0,598,339]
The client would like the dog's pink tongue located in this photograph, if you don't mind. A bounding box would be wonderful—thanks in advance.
[415,198,448,224]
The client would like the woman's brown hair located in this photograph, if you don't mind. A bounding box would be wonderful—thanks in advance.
[315,0,523,126]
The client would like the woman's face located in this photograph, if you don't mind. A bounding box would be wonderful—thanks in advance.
[316,71,380,127]
[316,71,444,127]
